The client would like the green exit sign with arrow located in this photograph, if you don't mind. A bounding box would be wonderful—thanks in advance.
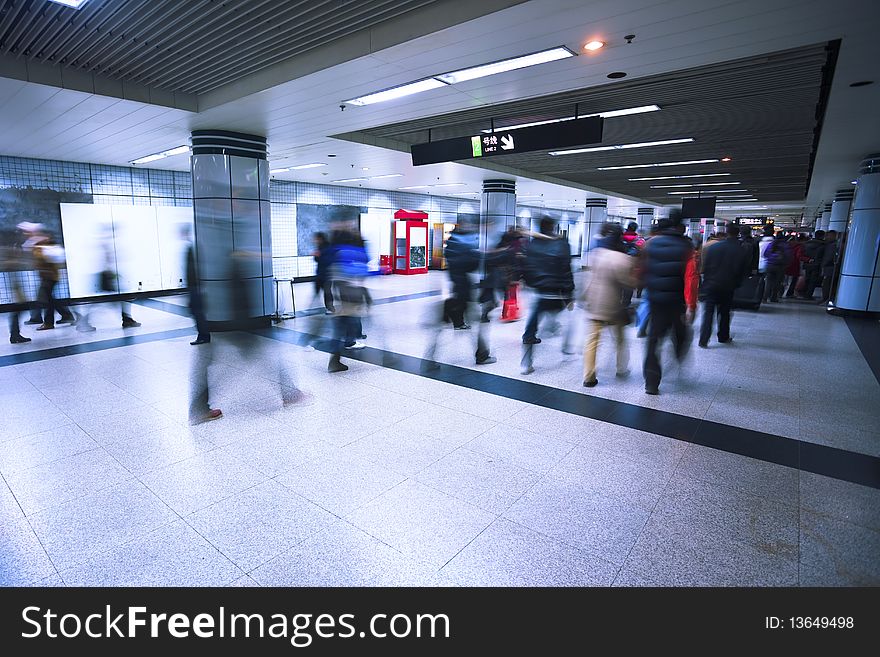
[411,116,604,166]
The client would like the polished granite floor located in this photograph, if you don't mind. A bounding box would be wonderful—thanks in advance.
[1,272,878,586]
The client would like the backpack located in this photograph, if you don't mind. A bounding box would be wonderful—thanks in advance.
[764,240,788,269]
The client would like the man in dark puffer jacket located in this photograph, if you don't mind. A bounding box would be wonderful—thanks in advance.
[641,209,693,395]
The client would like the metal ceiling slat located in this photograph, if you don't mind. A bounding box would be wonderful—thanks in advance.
[172,0,434,93]
[122,0,294,83]
[46,0,140,67]
[3,0,44,56]
[152,0,355,90]
[25,3,80,64]
[73,0,170,74]
[0,0,34,49]
[169,0,409,92]
[88,0,208,78]
[94,0,215,78]
[9,2,62,59]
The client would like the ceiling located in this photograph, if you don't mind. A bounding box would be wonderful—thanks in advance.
[0,0,443,94]
[0,0,877,220]
[339,42,835,208]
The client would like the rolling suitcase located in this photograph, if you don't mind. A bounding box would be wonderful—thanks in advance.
[732,274,765,310]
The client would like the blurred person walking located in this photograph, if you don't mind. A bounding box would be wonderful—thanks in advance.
[32,229,76,331]
[800,230,825,300]
[641,210,694,395]
[817,229,839,304]
[761,231,789,303]
[425,220,496,367]
[784,234,807,297]
[1,228,31,343]
[74,232,141,331]
[312,232,335,314]
[183,225,210,345]
[581,223,637,387]
[327,229,371,372]
[520,217,575,374]
[698,222,747,348]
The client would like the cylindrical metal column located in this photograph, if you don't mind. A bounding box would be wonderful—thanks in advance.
[637,207,654,234]
[828,189,854,235]
[835,155,880,313]
[581,198,607,266]
[818,203,833,231]
[480,179,515,253]
[191,130,272,327]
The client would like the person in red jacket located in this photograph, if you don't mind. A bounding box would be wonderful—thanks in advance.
[784,234,807,298]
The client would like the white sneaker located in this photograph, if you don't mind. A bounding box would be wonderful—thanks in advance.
[345,341,366,350]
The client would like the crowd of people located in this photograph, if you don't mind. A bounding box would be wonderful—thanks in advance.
[2,212,843,423]
[1,221,141,345]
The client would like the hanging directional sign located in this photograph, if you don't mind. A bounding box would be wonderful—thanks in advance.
[410,116,604,166]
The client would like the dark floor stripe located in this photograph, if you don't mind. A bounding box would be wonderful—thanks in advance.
[261,325,880,490]
[136,289,444,320]
[5,303,878,490]
[135,297,192,317]
[846,316,880,386]
[0,328,195,367]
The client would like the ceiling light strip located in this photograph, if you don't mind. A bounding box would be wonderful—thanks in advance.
[651,182,741,188]
[628,173,731,181]
[549,138,693,156]
[344,46,575,106]
[483,105,660,133]
[597,159,719,171]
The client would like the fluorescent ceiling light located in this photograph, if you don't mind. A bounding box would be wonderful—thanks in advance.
[131,145,190,165]
[331,177,368,183]
[432,183,465,188]
[651,182,741,188]
[399,185,430,190]
[48,0,89,8]
[717,204,764,208]
[436,46,575,84]
[629,173,730,181]
[550,138,693,156]
[667,190,747,195]
[344,78,448,106]
[270,169,288,174]
[370,173,404,180]
[598,159,719,171]
[288,163,327,170]
[483,105,660,133]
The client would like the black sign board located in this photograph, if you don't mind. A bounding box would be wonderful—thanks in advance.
[410,116,604,166]
[736,216,770,225]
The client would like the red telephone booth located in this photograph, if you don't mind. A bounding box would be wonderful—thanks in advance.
[392,210,429,275]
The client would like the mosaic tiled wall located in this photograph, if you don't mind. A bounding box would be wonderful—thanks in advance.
[0,155,486,303]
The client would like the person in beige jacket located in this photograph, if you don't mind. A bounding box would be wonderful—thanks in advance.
[581,223,637,387]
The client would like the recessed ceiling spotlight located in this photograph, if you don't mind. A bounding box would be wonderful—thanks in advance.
[362,167,370,171]
[607,71,627,79]
[849,80,874,87]
[721,156,732,162]
[327,154,337,157]
[851,180,858,184]
[584,41,605,51]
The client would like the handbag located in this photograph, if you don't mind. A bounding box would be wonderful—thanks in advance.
[615,305,635,326]
[99,269,117,292]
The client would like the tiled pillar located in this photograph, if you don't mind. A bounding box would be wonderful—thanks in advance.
[191,130,272,327]
[480,179,515,252]
[828,189,854,235]
[582,198,607,266]
[835,155,880,313]
[637,207,654,234]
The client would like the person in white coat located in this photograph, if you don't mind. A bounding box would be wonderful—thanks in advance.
[581,223,637,387]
